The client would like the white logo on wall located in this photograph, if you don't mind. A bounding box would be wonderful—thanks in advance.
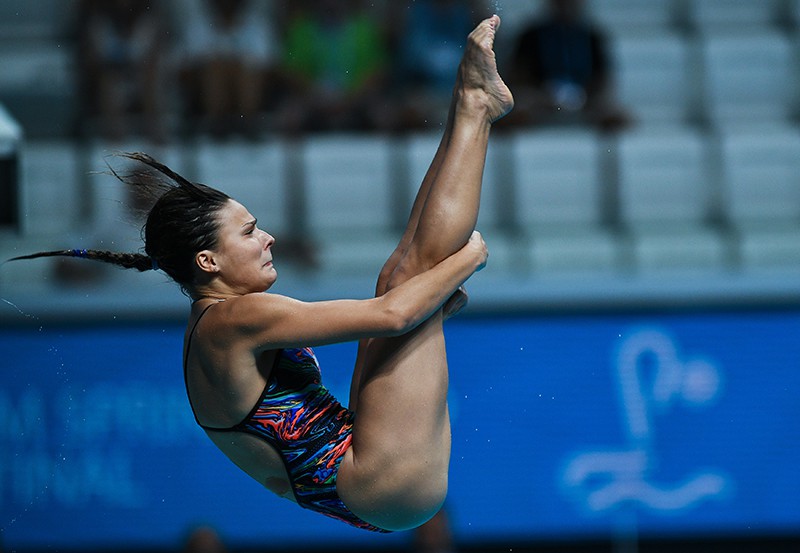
[562,330,730,514]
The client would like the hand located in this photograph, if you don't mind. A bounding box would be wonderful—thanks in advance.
[466,230,488,271]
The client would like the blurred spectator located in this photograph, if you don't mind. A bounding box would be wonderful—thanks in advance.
[183,525,229,553]
[392,0,482,130]
[277,0,394,134]
[76,0,169,143]
[177,0,280,138]
[505,0,631,132]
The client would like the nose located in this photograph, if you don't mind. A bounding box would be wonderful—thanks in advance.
[261,230,275,249]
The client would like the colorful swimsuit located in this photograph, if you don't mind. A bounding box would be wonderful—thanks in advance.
[184,304,390,533]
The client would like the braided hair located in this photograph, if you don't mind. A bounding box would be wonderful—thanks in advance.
[8,152,231,295]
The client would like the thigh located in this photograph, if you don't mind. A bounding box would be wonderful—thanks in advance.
[348,241,413,411]
[338,313,451,529]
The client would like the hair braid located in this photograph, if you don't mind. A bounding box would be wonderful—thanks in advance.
[8,249,157,272]
[9,151,232,295]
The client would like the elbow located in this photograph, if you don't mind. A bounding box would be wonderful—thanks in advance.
[382,298,419,336]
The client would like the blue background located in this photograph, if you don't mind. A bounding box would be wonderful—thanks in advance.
[1,309,799,550]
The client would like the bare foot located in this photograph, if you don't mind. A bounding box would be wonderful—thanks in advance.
[457,15,514,123]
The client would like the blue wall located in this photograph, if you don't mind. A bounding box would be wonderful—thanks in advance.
[1,309,799,550]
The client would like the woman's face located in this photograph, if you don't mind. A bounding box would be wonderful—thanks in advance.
[206,199,277,294]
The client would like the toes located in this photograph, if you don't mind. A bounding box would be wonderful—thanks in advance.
[477,16,500,49]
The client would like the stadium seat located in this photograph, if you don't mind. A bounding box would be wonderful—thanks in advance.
[719,126,800,226]
[617,127,728,271]
[302,134,399,274]
[718,125,800,268]
[700,32,793,126]
[589,0,676,32]
[511,129,621,273]
[194,139,288,236]
[688,0,780,31]
[611,32,695,125]
[19,141,81,236]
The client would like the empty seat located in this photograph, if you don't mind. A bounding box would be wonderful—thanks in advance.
[618,128,710,227]
[513,129,605,228]
[20,140,80,236]
[617,127,728,271]
[700,32,793,125]
[303,134,398,274]
[589,0,676,32]
[511,129,620,273]
[688,0,780,31]
[719,126,800,226]
[630,230,730,272]
[0,43,73,92]
[719,126,800,269]
[304,134,393,234]
[194,139,288,236]
[738,227,800,268]
[611,32,694,124]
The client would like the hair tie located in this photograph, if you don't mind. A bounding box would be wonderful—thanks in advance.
[151,257,159,271]
[71,249,88,258]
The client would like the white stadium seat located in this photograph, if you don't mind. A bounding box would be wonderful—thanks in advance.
[512,129,620,273]
[194,140,288,236]
[617,127,728,271]
[612,32,695,124]
[701,32,793,125]
[302,134,399,274]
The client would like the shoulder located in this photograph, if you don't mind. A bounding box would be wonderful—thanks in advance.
[201,293,297,333]
[199,292,337,350]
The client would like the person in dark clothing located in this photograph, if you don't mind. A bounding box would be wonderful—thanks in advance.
[507,0,631,131]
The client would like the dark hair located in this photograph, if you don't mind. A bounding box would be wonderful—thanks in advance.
[9,152,231,295]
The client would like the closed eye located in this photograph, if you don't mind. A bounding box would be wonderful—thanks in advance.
[243,218,258,235]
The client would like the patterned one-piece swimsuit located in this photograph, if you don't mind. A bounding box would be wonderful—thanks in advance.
[184,304,389,532]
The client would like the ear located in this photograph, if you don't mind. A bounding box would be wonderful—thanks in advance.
[195,250,220,274]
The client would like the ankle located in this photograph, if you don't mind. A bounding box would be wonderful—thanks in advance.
[453,88,494,124]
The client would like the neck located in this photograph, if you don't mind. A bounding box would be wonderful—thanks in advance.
[192,295,227,304]
[191,281,238,303]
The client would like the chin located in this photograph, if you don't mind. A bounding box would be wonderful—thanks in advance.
[263,271,278,290]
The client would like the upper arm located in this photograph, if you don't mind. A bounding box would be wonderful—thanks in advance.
[222,293,407,352]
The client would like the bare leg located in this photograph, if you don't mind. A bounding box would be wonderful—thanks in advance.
[348,15,511,408]
[338,16,513,531]
[348,72,462,411]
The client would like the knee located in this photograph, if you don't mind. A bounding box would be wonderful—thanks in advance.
[363,479,448,533]
[388,477,449,531]
[385,249,435,292]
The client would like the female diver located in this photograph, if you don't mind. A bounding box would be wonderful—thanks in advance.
[13,16,513,532]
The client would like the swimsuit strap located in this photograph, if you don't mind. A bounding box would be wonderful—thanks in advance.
[183,301,220,427]
[183,302,218,368]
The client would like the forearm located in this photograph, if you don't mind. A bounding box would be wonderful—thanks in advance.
[382,247,482,333]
